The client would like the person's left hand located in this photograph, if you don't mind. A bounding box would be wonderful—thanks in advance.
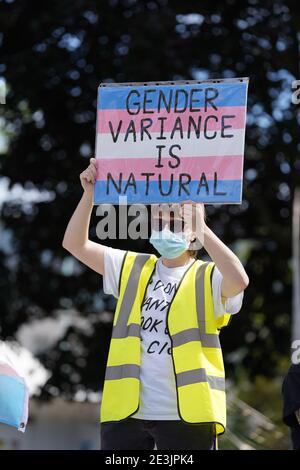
[180,201,206,247]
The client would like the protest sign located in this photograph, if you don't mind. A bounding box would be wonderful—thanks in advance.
[94,78,249,205]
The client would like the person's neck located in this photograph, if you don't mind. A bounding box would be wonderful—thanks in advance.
[161,251,193,268]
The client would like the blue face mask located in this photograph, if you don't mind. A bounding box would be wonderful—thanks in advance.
[149,227,189,259]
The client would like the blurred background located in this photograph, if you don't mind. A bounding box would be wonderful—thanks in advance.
[0,0,298,450]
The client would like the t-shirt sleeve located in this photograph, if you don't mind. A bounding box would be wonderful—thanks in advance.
[103,246,127,298]
[211,265,244,319]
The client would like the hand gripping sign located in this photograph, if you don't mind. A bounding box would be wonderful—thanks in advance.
[94,78,249,205]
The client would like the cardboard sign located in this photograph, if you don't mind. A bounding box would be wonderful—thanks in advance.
[94,78,248,205]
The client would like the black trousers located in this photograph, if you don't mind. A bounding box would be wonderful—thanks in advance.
[100,417,216,450]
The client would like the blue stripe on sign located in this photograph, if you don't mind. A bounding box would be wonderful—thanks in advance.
[0,374,25,428]
[97,83,248,109]
[94,179,242,204]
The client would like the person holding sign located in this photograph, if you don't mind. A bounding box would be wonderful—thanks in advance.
[62,157,249,450]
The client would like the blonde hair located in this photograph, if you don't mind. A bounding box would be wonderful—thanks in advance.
[188,249,198,259]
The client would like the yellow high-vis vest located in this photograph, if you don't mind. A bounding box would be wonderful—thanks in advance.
[100,251,232,436]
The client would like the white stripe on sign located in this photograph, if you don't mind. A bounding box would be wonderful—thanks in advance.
[95,129,246,159]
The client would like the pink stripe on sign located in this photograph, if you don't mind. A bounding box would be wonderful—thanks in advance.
[97,155,243,181]
[0,363,20,378]
[97,106,246,134]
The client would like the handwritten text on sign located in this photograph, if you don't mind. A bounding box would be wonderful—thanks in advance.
[94,79,248,204]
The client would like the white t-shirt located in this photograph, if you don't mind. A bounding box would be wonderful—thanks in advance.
[103,246,244,420]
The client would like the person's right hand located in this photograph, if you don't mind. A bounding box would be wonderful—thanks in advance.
[80,157,97,193]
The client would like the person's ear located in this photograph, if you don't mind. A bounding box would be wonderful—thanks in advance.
[189,237,196,247]
[189,236,203,251]
[188,231,197,243]
[185,230,197,249]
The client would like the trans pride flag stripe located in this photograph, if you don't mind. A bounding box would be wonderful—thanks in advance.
[94,79,248,204]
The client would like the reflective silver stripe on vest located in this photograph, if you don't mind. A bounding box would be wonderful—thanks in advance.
[105,364,140,380]
[112,253,152,339]
[172,328,220,348]
[177,368,225,391]
[172,329,201,347]
[112,322,140,339]
[195,262,221,349]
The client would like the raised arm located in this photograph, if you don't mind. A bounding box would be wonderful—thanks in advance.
[62,157,105,276]
[202,224,249,298]
[182,202,249,298]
